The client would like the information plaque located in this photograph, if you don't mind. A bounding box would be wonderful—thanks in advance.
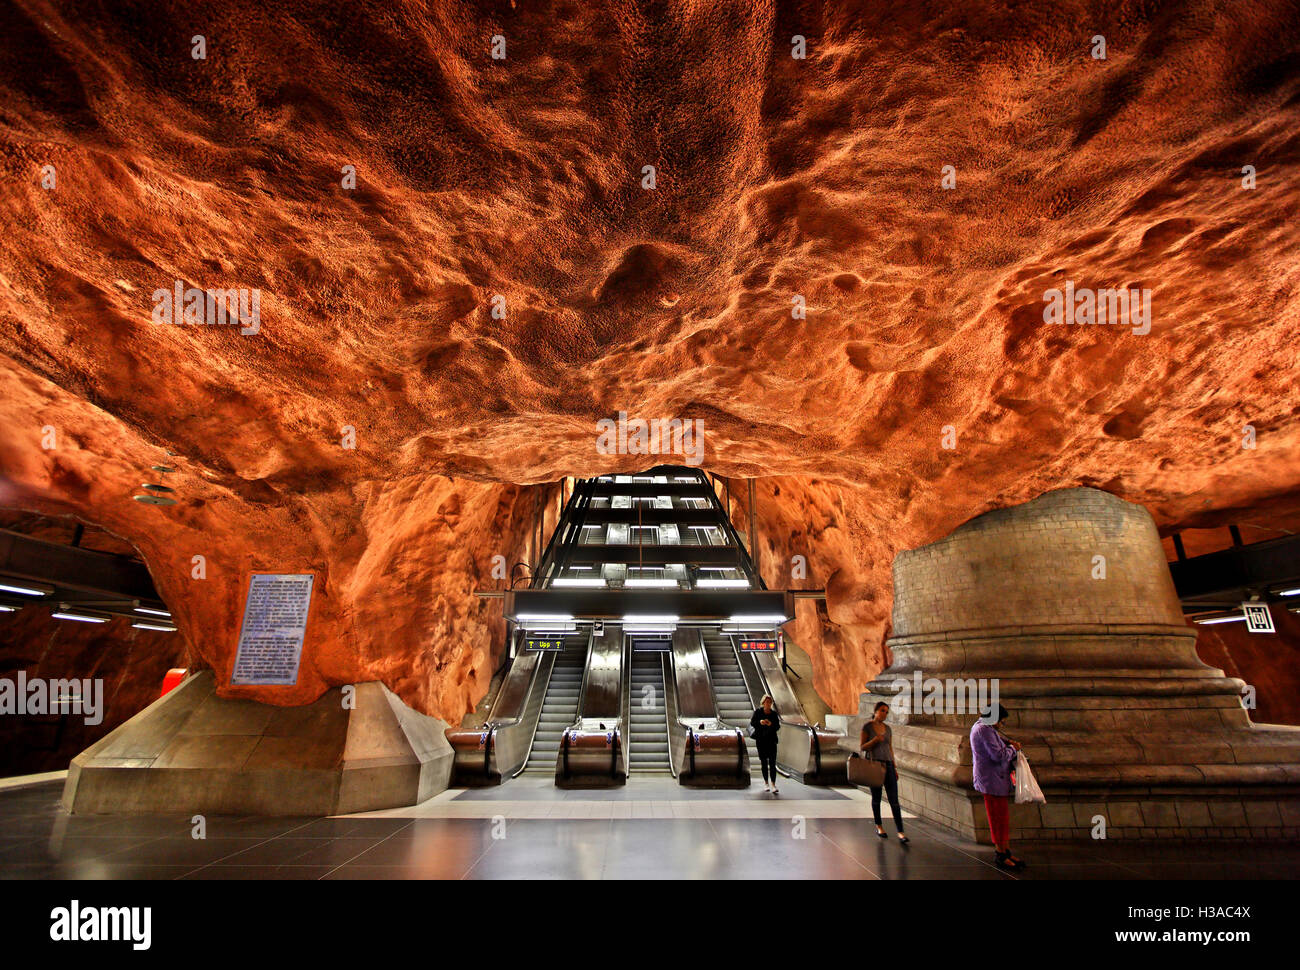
[231,573,315,685]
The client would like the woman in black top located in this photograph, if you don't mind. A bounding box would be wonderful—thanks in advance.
[750,695,781,793]
[861,701,908,842]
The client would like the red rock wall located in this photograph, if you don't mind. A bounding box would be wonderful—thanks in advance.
[1,2,1299,726]
[0,602,189,776]
[1195,609,1300,727]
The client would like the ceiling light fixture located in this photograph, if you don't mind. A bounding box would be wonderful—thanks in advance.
[0,581,54,597]
[51,609,112,624]
[133,495,177,506]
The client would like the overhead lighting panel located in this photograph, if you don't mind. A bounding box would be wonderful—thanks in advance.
[51,609,112,624]
[0,581,54,597]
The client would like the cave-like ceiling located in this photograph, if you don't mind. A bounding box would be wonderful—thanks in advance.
[1,1,1298,717]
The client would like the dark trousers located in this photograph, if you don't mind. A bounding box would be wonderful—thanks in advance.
[871,762,904,832]
[757,744,777,784]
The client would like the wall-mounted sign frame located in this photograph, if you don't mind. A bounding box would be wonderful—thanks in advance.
[231,573,314,685]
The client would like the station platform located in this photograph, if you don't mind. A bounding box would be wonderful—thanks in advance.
[3,776,1297,881]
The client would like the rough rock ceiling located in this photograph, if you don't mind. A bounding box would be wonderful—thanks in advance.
[1,1,1298,719]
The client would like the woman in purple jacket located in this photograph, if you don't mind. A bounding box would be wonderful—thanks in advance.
[970,704,1026,869]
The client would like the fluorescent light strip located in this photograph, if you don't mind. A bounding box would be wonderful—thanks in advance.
[1194,615,1247,625]
[132,621,177,632]
[728,614,788,625]
[0,605,19,613]
[552,578,606,588]
[1277,588,1300,597]
[697,579,750,588]
[0,582,52,597]
[624,578,679,588]
[134,606,172,617]
[51,611,110,624]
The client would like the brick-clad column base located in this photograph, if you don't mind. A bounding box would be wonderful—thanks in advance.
[852,488,1300,843]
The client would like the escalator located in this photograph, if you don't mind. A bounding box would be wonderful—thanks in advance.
[701,629,764,779]
[628,650,671,773]
[522,639,587,774]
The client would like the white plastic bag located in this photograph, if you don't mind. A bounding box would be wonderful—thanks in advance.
[1014,750,1046,804]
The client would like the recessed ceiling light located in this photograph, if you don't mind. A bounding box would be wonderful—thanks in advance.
[133,495,177,506]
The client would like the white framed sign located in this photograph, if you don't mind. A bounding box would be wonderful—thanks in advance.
[1243,602,1275,634]
[231,573,315,685]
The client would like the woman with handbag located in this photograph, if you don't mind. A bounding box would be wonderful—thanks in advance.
[750,694,781,793]
[970,704,1026,870]
[860,702,908,842]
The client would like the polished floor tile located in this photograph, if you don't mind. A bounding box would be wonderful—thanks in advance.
[1,779,1296,880]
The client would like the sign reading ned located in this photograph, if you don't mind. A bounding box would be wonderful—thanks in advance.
[231,573,315,685]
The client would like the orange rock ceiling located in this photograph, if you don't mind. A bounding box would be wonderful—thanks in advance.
[1,1,1298,721]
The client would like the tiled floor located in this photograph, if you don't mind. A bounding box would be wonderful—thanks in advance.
[3,779,1297,880]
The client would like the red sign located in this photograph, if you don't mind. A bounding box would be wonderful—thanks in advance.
[160,668,188,697]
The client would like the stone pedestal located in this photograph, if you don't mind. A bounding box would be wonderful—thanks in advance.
[853,488,1300,842]
[62,671,453,815]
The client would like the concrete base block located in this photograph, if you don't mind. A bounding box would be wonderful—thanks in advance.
[62,672,452,815]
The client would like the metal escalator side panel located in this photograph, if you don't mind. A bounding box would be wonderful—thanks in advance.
[669,626,718,722]
[486,629,540,723]
[751,648,811,726]
[447,628,545,784]
[751,644,848,783]
[620,630,632,778]
[507,646,559,777]
[658,650,684,777]
[578,624,621,720]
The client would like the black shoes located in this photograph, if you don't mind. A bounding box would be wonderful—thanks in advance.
[994,850,1026,869]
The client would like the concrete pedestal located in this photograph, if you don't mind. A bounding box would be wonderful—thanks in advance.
[853,488,1300,842]
[62,671,453,815]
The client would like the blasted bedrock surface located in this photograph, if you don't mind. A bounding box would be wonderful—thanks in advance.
[0,2,1298,722]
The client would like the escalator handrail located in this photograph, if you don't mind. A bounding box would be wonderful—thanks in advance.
[510,646,559,778]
